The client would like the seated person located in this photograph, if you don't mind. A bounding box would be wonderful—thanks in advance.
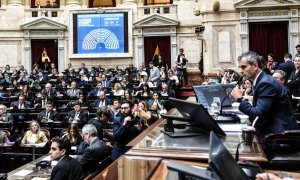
[45,83,57,99]
[35,71,48,83]
[10,95,31,109]
[34,89,52,109]
[21,120,48,145]
[78,93,90,108]
[77,71,88,88]
[132,101,152,127]
[159,84,174,98]
[49,137,84,180]
[0,130,9,143]
[67,102,88,125]
[88,106,112,140]
[0,104,13,124]
[93,91,112,108]
[135,84,153,98]
[37,101,59,122]
[147,92,165,112]
[62,123,83,146]
[66,81,81,98]
[88,82,107,97]
[112,82,124,97]
[77,124,109,177]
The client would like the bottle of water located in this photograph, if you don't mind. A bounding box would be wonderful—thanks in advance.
[211,97,221,114]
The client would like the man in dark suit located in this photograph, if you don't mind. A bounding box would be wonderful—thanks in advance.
[94,91,111,108]
[38,101,59,122]
[49,137,84,180]
[10,95,30,109]
[45,83,57,98]
[0,104,13,124]
[88,82,107,97]
[68,102,88,125]
[278,53,295,79]
[34,90,53,109]
[77,124,109,177]
[231,51,299,144]
[111,100,143,160]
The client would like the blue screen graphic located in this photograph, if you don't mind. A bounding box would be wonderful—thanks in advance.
[77,13,125,54]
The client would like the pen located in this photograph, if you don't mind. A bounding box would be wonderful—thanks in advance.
[252,116,259,128]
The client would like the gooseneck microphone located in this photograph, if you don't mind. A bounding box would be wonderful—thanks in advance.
[215,76,243,122]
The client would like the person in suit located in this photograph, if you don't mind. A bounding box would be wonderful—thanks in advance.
[148,61,160,86]
[112,100,143,160]
[176,48,189,86]
[94,91,111,108]
[287,55,300,97]
[45,83,57,98]
[66,81,81,98]
[278,53,295,79]
[38,101,59,122]
[34,89,52,109]
[10,95,31,109]
[77,124,109,177]
[88,82,107,97]
[101,74,112,92]
[0,104,13,124]
[67,102,88,125]
[21,120,48,144]
[49,137,84,180]
[231,51,299,145]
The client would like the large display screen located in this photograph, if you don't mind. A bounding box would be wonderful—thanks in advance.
[73,13,128,54]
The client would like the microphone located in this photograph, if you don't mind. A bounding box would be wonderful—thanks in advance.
[215,76,243,122]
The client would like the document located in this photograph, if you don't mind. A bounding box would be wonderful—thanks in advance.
[13,169,33,176]
[219,124,243,132]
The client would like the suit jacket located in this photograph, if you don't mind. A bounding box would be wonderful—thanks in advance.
[94,98,111,108]
[0,112,13,124]
[77,138,109,176]
[88,89,108,97]
[239,71,299,141]
[10,101,31,109]
[68,110,88,124]
[66,89,81,98]
[38,110,60,122]
[287,70,300,96]
[278,60,295,79]
[34,97,53,108]
[51,156,84,180]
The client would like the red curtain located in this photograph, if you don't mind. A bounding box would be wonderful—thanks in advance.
[249,22,288,63]
[144,36,171,68]
[31,40,58,70]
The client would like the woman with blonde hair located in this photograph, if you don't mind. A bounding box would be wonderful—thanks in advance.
[112,82,124,96]
[21,120,48,144]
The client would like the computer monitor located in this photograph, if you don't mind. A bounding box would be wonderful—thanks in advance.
[193,84,235,109]
[168,98,226,136]
[209,131,249,180]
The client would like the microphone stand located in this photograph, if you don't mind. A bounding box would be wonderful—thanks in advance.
[215,76,243,122]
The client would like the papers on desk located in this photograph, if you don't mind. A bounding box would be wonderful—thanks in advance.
[13,169,33,176]
[31,177,48,180]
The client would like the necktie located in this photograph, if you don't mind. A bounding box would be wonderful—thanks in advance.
[42,100,45,108]
[72,90,75,96]
[46,112,49,119]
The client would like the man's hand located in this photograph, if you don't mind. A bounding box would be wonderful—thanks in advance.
[123,116,132,126]
[231,86,243,100]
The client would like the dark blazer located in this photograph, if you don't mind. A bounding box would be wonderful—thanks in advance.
[87,89,108,97]
[38,110,60,121]
[0,112,14,124]
[34,97,53,108]
[77,138,109,176]
[68,110,88,124]
[111,114,141,160]
[94,98,111,108]
[101,80,112,89]
[239,71,299,141]
[278,60,295,79]
[287,70,300,96]
[10,101,30,109]
[51,156,84,180]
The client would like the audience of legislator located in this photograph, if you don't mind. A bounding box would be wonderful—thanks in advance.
[2,48,300,179]
[0,59,181,175]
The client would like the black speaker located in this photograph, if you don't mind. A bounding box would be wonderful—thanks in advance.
[32,11,38,17]
[52,11,57,17]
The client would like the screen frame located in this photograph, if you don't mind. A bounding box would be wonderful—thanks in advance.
[69,8,133,59]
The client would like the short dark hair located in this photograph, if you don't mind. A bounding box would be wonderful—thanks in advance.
[121,99,133,108]
[295,44,300,49]
[51,137,71,156]
[97,106,111,117]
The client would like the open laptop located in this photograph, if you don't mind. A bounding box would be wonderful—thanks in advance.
[193,84,235,109]
[166,98,226,137]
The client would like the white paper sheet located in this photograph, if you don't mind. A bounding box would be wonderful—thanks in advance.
[13,169,33,176]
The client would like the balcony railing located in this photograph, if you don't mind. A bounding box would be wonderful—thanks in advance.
[26,8,63,18]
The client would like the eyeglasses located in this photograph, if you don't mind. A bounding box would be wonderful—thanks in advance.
[121,107,130,109]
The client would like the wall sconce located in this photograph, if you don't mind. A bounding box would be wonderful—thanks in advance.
[213,1,220,12]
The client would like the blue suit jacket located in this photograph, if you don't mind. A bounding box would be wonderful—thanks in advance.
[94,98,111,107]
[278,60,295,79]
[239,71,299,139]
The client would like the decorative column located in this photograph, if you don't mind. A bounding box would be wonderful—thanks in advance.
[240,10,249,53]
[123,0,137,4]
[137,0,143,6]
[290,9,299,56]
[170,27,177,66]
[116,0,122,6]
[136,29,144,67]
[24,31,32,72]
[58,30,66,73]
